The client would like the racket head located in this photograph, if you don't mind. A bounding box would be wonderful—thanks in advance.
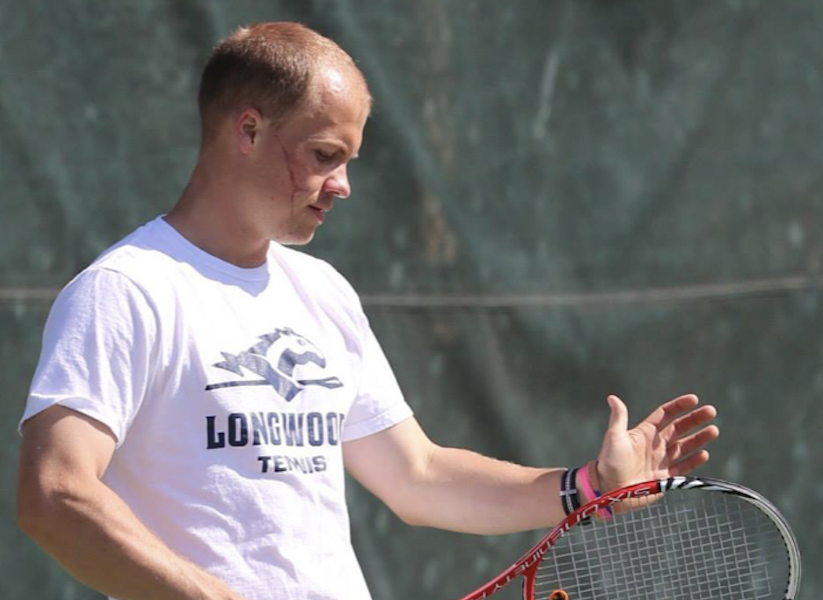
[458,476,801,600]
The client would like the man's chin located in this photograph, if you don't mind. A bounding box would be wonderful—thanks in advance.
[272,229,316,247]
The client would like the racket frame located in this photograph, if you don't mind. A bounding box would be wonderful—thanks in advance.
[456,476,801,600]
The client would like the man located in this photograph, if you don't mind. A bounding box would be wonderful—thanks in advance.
[16,22,719,600]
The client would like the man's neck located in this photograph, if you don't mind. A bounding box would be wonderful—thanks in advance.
[165,164,270,268]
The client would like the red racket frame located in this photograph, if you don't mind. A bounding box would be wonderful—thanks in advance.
[456,477,800,600]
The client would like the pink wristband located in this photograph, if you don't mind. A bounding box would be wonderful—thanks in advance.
[578,461,612,518]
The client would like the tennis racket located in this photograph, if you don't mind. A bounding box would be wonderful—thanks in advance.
[457,476,801,600]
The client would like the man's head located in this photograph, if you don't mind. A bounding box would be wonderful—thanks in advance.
[198,22,371,144]
[192,23,372,247]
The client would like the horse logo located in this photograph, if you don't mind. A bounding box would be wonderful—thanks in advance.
[205,327,343,401]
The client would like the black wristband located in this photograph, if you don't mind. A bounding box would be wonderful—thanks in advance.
[560,467,581,516]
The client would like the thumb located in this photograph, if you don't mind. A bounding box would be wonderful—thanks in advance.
[606,395,629,434]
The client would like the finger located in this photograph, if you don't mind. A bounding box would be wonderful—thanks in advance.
[665,425,720,463]
[667,449,710,477]
[641,394,699,430]
[663,405,718,440]
[606,395,629,434]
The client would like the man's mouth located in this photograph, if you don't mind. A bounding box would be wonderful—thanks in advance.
[309,205,327,223]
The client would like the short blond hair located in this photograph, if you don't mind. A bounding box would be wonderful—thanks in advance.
[197,22,370,143]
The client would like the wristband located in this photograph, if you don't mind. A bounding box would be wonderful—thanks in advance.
[578,461,613,519]
[559,468,581,516]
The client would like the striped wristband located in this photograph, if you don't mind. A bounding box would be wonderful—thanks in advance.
[559,467,581,516]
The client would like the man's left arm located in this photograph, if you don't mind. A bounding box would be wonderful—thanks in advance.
[343,393,718,535]
[344,417,566,534]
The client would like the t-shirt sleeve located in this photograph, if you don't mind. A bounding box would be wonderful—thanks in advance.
[340,320,413,443]
[20,268,157,446]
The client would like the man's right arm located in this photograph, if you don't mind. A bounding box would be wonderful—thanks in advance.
[17,405,247,600]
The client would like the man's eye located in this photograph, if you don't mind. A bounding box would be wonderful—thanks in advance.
[315,150,336,163]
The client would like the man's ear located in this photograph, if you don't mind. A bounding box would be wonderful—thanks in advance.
[235,108,265,155]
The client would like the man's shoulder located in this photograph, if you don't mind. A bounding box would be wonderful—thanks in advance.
[79,217,187,298]
[91,217,181,275]
[271,243,329,269]
[272,244,358,298]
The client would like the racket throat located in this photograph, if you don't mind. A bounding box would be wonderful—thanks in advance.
[521,564,539,600]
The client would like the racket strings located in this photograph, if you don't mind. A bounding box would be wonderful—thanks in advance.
[532,490,790,600]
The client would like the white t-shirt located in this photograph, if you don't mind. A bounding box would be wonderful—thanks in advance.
[21,216,413,600]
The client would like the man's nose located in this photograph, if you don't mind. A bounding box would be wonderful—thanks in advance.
[324,164,351,199]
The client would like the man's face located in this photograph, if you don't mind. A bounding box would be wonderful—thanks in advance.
[245,67,370,245]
